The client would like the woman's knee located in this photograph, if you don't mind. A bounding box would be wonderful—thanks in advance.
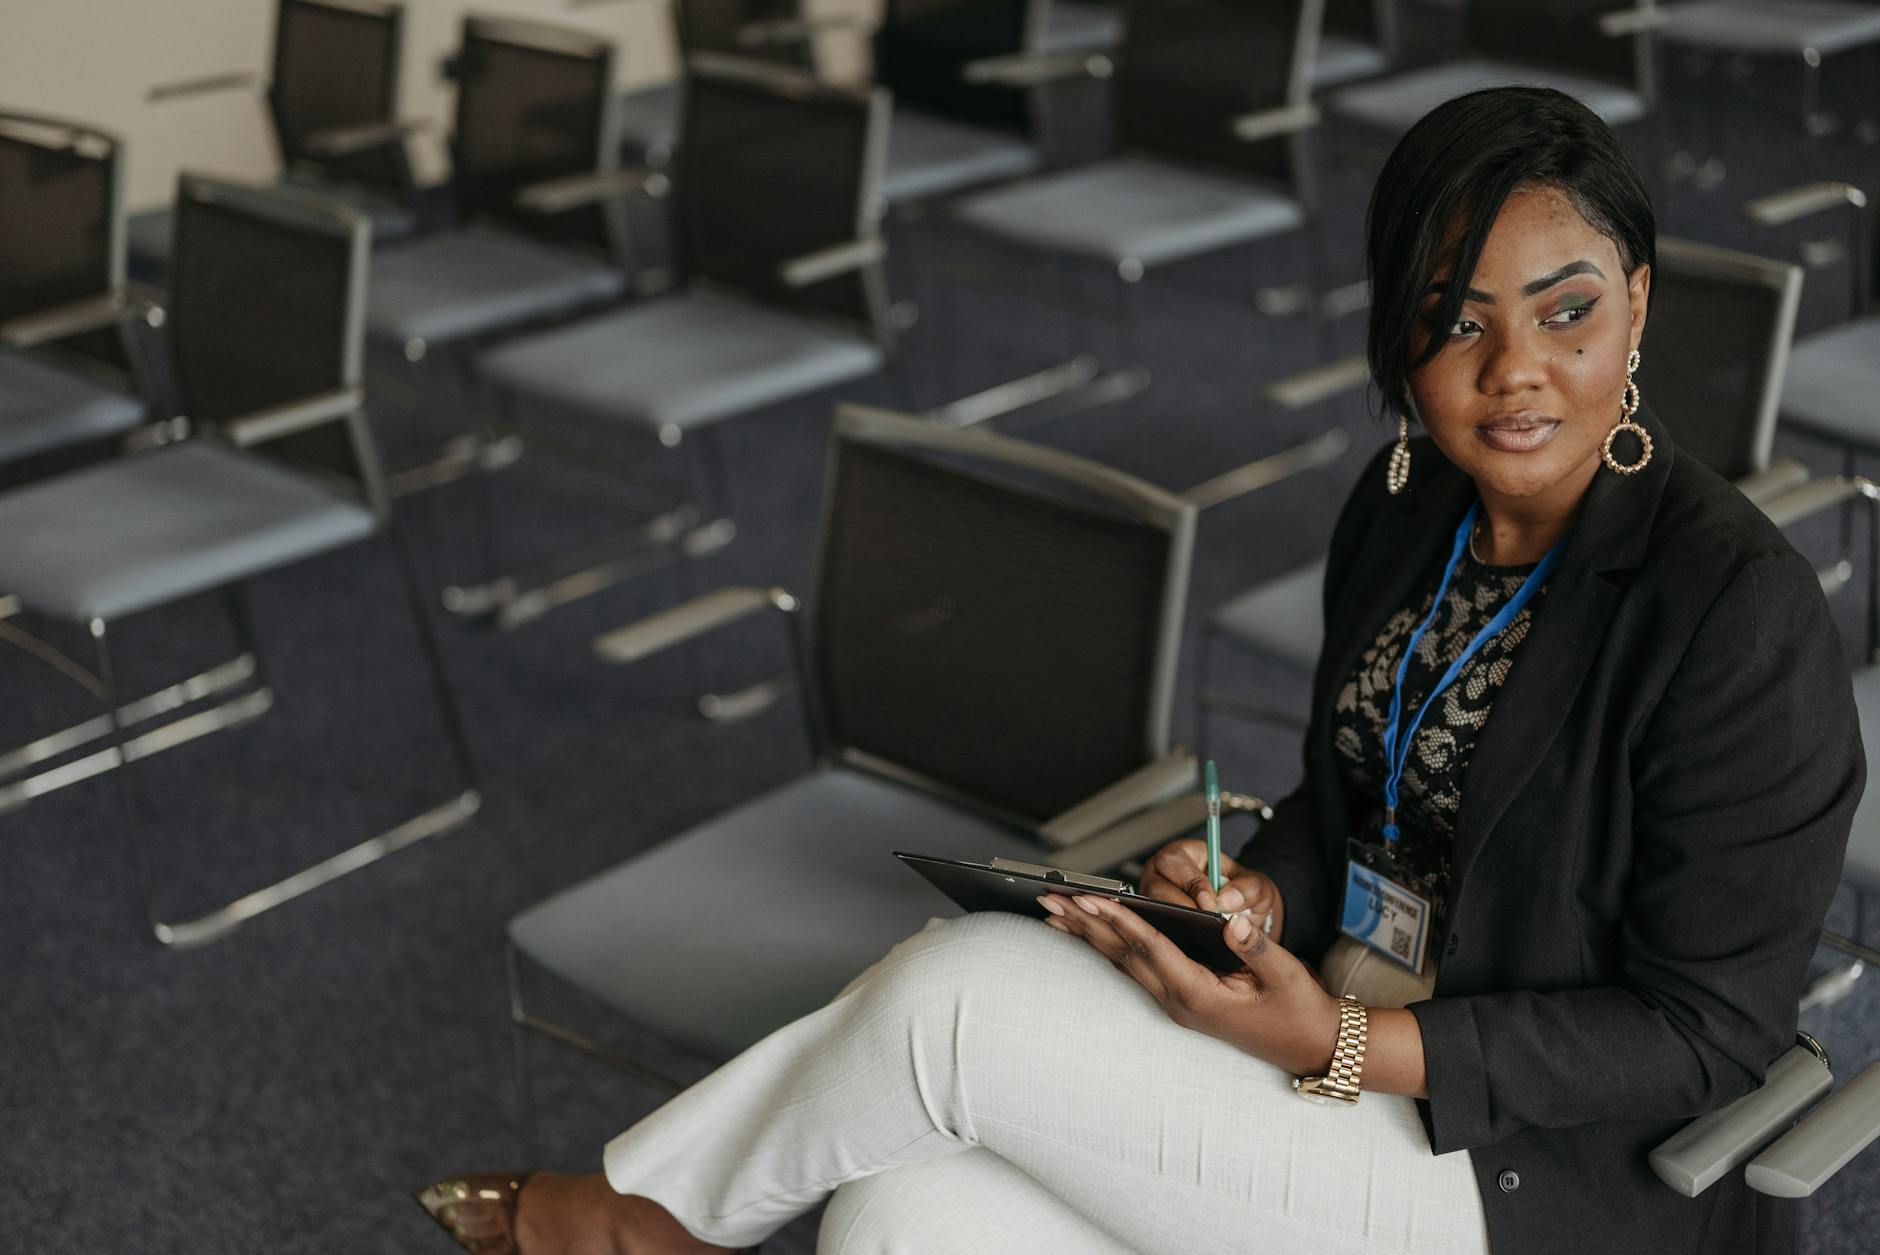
[849,911,1068,1016]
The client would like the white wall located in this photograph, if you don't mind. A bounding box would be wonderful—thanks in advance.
[0,0,875,211]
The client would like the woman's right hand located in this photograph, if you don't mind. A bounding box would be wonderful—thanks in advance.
[1139,838,1286,941]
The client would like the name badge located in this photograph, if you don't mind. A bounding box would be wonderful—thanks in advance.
[1340,859,1432,974]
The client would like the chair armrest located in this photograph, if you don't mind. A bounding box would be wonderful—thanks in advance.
[1184,428,1349,511]
[515,168,669,216]
[224,388,364,448]
[779,238,886,289]
[593,586,799,665]
[146,70,259,104]
[1051,788,1273,875]
[302,118,428,159]
[962,50,1114,87]
[1264,353,1371,410]
[1747,1059,1880,1197]
[1755,474,1878,529]
[1746,182,1869,228]
[1650,1040,1834,1197]
[1598,4,1669,37]
[1230,101,1322,144]
[1038,750,1198,848]
[737,15,873,48]
[0,292,130,348]
[1735,456,1811,507]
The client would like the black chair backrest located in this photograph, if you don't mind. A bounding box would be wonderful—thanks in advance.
[1114,0,1322,192]
[873,0,1041,133]
[450,16,617,252]
[0,114,120,326]
[270,0,410,194]
[810,406,1194,827]
[168,177,382,510]
[1324,0,1392,49]
[677,0,812,67]
[1467,0,1638,86]
[1637,238,1802,482]
[673,56,888,339]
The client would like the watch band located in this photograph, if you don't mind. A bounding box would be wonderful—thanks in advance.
[1293,997,1368,1104]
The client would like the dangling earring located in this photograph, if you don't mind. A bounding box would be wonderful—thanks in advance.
[1386,415,1411,494]
[1602,348,1652,475]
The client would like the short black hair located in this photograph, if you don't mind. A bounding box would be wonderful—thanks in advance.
[1365,86,1656,420]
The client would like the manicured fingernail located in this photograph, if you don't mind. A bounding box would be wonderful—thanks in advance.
[1074,895,1103,916]
[1219,887,1245,911]
[1037,895,1066,916]
[1044,917,1071,932]
[1228,914,1253,942]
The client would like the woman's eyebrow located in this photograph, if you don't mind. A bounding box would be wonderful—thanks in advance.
[1423,260,1606,305]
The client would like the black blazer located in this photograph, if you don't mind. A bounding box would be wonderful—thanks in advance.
[1239,404,1863,1255]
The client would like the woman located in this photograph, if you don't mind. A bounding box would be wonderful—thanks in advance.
[418,87,1862,1255]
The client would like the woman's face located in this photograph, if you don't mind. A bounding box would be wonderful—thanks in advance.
[1407,184,1651,508]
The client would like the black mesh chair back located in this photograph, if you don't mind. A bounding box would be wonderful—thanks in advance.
[0,114,121,326]
[270,0,411,194]
[168,177,381,509]
[873,0,1040,132]
[450,16,617,253]
[677,0,811,67]
[810,407,1194,826]
[1113,0,1321,190]
[673,57,888,337]
[1467,0,1637,85]
[1637,238,1802,482]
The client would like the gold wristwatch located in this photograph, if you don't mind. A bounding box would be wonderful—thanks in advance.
[1293,997,1368,1105]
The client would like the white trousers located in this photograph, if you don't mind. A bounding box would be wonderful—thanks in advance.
[602,913,1490,1254]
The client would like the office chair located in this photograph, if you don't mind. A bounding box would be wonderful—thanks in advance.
[1199,237,1833,743]
[0,177,479,948]
[946,0,1329,415]
[503,403,1200,1108]
[0,112,150,487]
[448,55,895,632]
[126,0,423,282]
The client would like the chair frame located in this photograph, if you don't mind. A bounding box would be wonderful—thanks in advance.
[503,403,1200,1128]
[0,177,481,948]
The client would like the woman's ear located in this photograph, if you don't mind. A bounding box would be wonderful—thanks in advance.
[1627,262,1652,353]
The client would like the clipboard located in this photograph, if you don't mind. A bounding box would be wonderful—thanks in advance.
[895,851,1243,973]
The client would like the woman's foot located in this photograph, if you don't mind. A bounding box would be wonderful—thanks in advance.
[417,1170,746,1255]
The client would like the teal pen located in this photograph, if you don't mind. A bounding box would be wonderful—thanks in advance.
[1204,759,1223,896]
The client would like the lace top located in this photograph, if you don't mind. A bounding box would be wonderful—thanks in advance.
[1330,544,1548,899]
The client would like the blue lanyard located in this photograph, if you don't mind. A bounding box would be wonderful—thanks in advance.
[1379,500,1569,845]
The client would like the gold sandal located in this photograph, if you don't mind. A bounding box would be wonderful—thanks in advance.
[413,1173,532,1254]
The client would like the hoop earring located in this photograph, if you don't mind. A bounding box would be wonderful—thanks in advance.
[1387,415,1411,494]
[1602,348,1652,475]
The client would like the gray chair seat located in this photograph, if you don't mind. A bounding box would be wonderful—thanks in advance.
[1210,556,1326,672]
[1312,33,1390,90]
[480,292,882,435]
[508,766,1045,1055]
[1328,59,1646,136]
[1041,0,1124,53]
[127,176,418,282]
[616,80,683,165]
[0,348,143,464]
[366,227,625,352]
[953,156,1306,269]
[1848,667,1880,890]
[1780,317,1880,446]
[883,109,1041,205]
[0,441,375,621]
[1657,0,1880,57]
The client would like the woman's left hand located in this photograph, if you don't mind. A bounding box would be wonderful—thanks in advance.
[1040,893,1343,1076]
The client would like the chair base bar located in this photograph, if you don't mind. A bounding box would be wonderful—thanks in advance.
[0,653,258,780]
[697,671,797,724]
[153,786,482,949]
[1822,931,1880,966]
[386,432,526,498]
[1184,428,1351,511]
[443,509,734,631]
[0,683,274,814]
